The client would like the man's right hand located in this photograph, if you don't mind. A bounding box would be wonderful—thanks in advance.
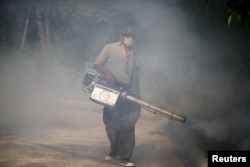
[94,64,116,84]
[105,72,116,84]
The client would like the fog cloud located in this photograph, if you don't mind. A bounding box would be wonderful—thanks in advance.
[1,1,250,166]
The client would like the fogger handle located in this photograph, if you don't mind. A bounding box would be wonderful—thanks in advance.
[124,94,186,123]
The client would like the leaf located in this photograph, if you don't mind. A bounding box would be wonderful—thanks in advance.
[227,11,238,25]
[228,14,233,25]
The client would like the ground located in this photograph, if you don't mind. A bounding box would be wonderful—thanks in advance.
[0,90,187,167]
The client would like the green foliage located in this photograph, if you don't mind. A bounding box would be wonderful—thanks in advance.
[225,0,250,27]
[205,0,250,28]
[0,0,140,65]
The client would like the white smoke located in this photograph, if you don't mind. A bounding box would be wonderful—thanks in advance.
[1,1,250,167]
[125,1,250,166]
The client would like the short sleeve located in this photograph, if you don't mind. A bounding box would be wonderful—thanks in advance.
[94,45,109,64]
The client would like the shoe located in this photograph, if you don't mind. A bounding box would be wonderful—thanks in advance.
[119,160,135,167]
[104,155,117,161]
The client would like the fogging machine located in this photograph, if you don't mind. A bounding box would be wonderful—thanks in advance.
[82,68,186,123]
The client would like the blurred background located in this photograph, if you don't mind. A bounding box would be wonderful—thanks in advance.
[0,0,250,166]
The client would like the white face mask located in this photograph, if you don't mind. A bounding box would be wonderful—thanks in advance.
[124,37,135,47]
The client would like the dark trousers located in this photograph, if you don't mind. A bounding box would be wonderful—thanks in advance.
[103,100,140,161]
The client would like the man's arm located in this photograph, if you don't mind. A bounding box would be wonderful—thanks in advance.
[94,44,117,84]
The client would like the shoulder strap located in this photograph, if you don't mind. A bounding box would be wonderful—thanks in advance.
[129,52,138,86]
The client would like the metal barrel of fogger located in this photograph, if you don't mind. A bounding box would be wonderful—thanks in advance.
[122,93,186,123]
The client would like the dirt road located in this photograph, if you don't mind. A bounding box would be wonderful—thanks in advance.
[0,93,185,167]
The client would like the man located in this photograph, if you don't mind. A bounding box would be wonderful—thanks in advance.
[94,27,141,167]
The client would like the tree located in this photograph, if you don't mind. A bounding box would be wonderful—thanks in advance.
[225,0,250,27]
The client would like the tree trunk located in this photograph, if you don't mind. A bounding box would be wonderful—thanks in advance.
[36,8,51,70]
[45,9,51,62]
[20,14,29,56]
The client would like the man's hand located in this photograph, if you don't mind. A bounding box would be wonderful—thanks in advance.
[94,64,116,84]
[105,72,116,84]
